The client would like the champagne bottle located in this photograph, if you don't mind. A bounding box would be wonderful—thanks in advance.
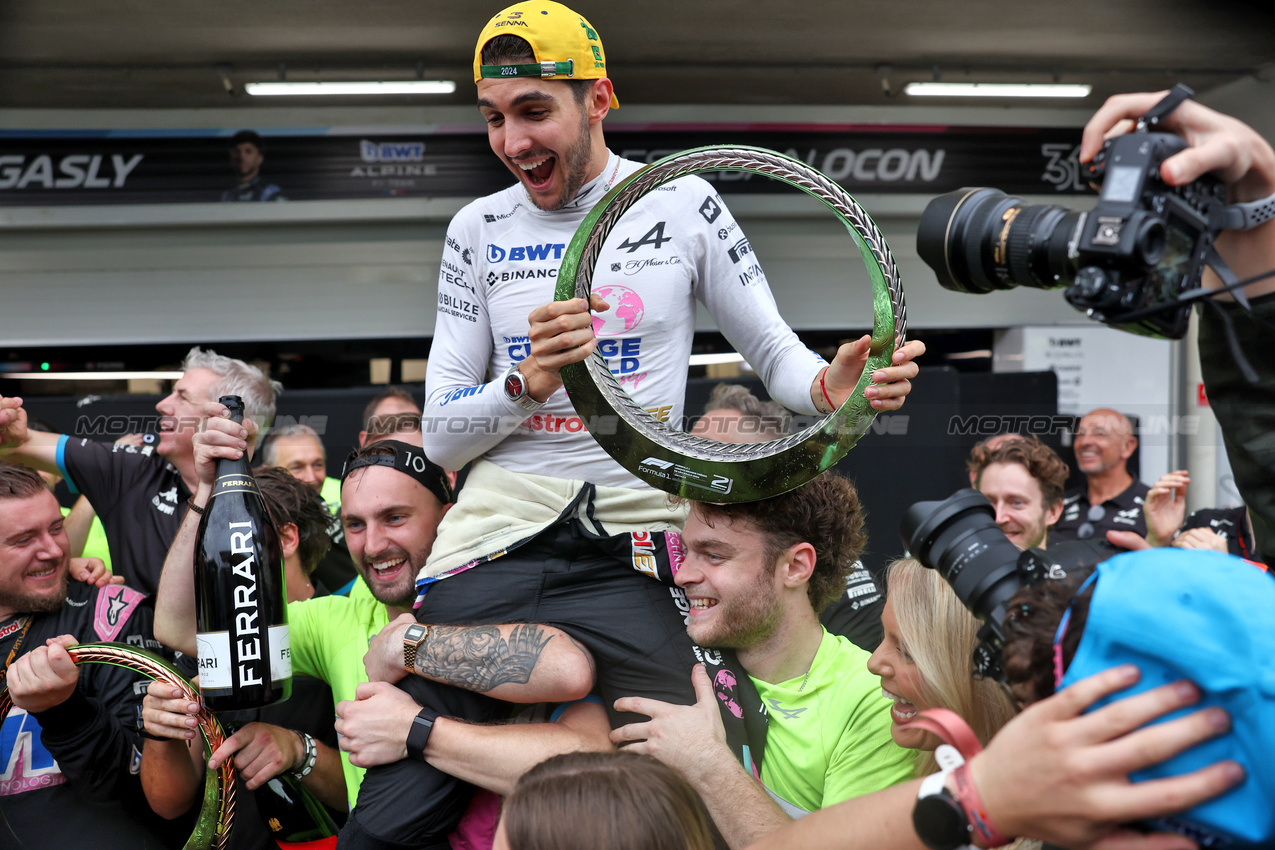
[194,395,292,711]
[255,774,339,849]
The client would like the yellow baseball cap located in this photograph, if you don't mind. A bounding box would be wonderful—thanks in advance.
[473,1,619,108]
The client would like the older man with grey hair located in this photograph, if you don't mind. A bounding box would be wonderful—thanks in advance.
[259,421,361,593]
[262,422,333,495]
[0,346,280,594]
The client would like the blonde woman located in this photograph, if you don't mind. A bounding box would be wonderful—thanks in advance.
[867,558,1016,777]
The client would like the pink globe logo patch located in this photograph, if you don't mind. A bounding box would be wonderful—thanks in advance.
[590,284,646,337]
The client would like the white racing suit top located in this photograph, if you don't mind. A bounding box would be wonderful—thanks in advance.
[420,151,828,577]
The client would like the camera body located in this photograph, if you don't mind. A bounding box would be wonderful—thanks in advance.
[916,131,1228,339]
[1067,131,1226,337]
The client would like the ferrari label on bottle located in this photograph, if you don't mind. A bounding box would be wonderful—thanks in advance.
[212,473,262,498]
[194,395,293,711]
[229,520,266,688]
[195,630,233,689]
[269,624,292,683]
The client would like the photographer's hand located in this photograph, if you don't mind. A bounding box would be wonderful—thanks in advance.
[1082,92,1275,299]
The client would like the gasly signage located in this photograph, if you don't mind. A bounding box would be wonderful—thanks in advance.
[0,124,1089,206]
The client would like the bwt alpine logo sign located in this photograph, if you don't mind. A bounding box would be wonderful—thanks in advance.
[359,141,425,162]
[486,243,566,263]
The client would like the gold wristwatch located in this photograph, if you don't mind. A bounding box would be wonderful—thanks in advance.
[403,623,430,672]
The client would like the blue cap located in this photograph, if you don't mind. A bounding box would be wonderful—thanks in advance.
[1061,548,1275,846]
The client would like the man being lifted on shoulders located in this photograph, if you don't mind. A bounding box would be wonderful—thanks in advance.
[343,3,923,847]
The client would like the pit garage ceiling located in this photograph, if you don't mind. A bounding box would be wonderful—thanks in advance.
[1,0,1272,111]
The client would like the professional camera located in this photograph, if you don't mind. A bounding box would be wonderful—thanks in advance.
[915,85,1229,340]
[900,489,1055,681]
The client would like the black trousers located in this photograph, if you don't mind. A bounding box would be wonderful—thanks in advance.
[338,519,698,849]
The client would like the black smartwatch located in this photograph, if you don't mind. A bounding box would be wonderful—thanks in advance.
[406,706,441,761]
[913,772,972,850]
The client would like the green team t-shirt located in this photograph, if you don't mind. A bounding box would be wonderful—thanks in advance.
[752,629,914,815]
[60,506,113,573]
[289,592,389,810]
[320,476,342,516]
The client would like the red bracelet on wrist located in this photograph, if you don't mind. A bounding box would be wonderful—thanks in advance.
[951,764,1010,848]
[819,369,837,413]
[900,708,1014,849]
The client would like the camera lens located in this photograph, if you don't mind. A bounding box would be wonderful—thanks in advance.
[900,489,1028,636]
[917,188,1083,295]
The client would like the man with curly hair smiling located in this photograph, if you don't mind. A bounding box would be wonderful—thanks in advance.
[610,472,913,849]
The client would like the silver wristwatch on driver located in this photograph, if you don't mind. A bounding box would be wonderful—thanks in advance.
[502,362,545,412]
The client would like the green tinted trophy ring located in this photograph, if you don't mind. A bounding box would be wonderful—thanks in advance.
[555,145,907,502]
[0,642,236,850]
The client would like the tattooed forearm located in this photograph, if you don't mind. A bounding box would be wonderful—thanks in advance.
[415,624,554,694]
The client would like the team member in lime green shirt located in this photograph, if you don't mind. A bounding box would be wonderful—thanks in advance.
[153,425,598,814]
[751,630,907,814]
[613,473,913,849]
[289,591,388,807]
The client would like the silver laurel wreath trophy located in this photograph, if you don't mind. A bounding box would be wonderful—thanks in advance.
[556,145,906,502]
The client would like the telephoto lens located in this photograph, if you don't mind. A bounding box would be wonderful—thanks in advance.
[900,489,1031,644]
[916,188,1082,295]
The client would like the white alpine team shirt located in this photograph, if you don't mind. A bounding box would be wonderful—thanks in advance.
[424,151,827,489]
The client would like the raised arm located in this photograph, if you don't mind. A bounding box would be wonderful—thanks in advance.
[153,501,203,656]
[153,402,256,656]
[1142,470,1190,548]
[685,195,923,415]
[1080,91,1275,295]
[0,395,63,475]
[1082,94,1275,568]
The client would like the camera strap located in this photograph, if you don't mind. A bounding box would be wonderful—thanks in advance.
[1221,191,1275,231]
[1136,83,1195,132]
